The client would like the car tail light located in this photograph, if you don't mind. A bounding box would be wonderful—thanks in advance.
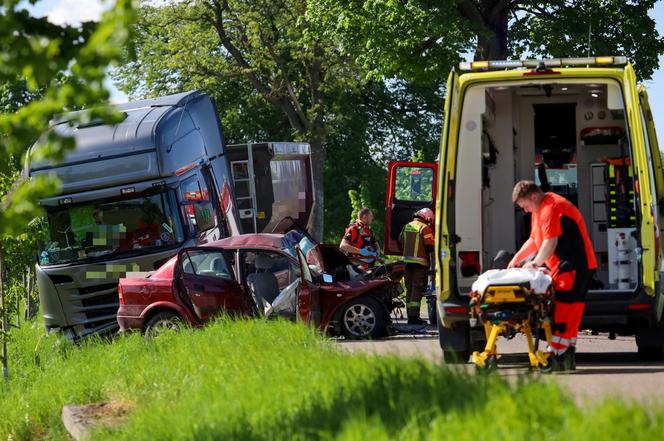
[118,285,125,305]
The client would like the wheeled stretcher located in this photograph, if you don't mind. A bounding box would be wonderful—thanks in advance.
[469,269,554,369]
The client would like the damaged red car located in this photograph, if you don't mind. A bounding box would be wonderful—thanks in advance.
[117,228,405,339]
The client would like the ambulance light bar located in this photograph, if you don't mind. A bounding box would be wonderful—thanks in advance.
[459,56,627,71]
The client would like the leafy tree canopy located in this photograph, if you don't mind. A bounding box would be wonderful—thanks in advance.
[321,0,664,81]
[507,0,664,79]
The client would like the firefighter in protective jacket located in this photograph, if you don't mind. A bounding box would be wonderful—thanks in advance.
[509,181,597,372]
[399,208,435,325]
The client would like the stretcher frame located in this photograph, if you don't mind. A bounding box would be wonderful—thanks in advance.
[469,283,554,369]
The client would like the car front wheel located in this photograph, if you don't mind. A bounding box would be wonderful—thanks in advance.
[341,297,386,340]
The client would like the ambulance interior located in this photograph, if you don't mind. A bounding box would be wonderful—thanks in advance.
[455,80,641,294]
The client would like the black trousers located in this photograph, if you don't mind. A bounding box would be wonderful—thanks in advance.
[404,263,429,318]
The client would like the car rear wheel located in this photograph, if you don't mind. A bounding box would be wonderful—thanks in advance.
[144,311,182,338]
[341,297,386,340]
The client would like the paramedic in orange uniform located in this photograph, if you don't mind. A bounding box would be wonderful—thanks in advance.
[508,180,597,372]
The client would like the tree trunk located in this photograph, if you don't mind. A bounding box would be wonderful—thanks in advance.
[307,136,325,241]
[458,0,510,61]
[474,4,509,60]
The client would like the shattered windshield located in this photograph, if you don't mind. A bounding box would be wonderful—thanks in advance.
[281,229,316,258]
[280,229,324,274]
[39,190,185,265]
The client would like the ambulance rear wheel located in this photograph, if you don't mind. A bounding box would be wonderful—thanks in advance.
[438,318,471,364]
[443,349,470,364]
[637,344,664,361]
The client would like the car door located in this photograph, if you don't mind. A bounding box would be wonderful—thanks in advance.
[295,246,321,327]
[384,161,438,255]
[178,247,251,321]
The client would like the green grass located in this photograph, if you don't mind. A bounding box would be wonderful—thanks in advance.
[1,319,663,440]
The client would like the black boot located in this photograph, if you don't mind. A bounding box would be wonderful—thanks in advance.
[539,349,575,374]
[407,317,427,326]
[569,346,576,370]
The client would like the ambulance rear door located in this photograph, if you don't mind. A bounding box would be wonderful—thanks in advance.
[436,69,461,302]
[624,64,656,294]
[638,85,663,285]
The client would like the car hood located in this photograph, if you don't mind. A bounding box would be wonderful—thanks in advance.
[319,277,395,294]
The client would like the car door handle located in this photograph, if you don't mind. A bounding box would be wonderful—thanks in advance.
[193,283,205,292]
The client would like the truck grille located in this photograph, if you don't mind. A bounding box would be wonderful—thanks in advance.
[75,283,120,330]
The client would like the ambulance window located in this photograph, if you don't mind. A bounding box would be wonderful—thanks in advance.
[394,167,434,202]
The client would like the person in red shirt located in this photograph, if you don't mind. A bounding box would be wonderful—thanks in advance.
[340,207,379,268]
[509,181,597,372]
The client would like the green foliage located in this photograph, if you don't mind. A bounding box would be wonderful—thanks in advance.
[320,1,664,81]
[509,0,664,80]
[312,0,472,83]
[0,161,44,318]
[348,184,371,225]
[2,319,664,440]
[0,77,43,115]
[394,166,434,202]
[0,0,135,238]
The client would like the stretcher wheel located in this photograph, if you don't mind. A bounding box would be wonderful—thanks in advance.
[475,355,497,372]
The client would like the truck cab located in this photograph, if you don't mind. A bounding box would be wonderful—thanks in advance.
[385,57,664,362]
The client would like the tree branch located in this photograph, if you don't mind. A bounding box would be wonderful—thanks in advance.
[258,12,311,132]
[411,37,440,58]
[202,0,309,134]
[202,1,273,99]
[456,0,487,31]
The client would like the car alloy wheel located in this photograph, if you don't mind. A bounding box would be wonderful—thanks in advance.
[144,311,181,338]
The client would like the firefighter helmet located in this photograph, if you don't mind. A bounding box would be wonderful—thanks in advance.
[414,208,434,225]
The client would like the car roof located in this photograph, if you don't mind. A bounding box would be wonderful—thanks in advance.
[204,233,286,250]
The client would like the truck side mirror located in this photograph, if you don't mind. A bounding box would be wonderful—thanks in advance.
[181,201,215,235]
[193,201,215,232]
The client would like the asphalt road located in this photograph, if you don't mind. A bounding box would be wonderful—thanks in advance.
[337,321,664,405]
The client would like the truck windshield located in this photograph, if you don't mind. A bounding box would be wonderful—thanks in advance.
[39,190,185,266]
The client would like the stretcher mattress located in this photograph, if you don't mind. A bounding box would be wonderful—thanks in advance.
[471,268,553,295]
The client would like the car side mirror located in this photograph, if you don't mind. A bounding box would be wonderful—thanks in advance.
[322,274,333,283]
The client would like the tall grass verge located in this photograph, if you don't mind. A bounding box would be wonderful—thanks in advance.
[1,319,662,440]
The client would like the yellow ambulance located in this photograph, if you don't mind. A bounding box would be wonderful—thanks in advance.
[385,57,664,362]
